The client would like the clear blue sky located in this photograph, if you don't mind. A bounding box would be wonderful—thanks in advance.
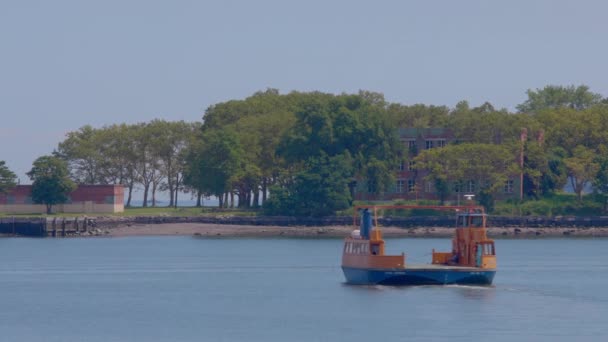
[1,0,607,184]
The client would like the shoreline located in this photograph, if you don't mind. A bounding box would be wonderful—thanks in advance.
[89,222,608,238]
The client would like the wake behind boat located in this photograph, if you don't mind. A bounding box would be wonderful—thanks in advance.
[341,205,497,286]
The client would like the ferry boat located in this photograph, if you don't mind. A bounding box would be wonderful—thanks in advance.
[341,205,496,286]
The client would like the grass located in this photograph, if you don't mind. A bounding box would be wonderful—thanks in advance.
[0,206,261,218]
[2,193,606,218]
[118,206,259,217]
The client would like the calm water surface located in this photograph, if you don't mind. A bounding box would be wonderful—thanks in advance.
[0,236,606,342]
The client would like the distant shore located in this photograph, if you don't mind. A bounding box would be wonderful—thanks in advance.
[94,222,608,238]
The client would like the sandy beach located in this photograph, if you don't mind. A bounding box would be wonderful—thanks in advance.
[98,222,608,238]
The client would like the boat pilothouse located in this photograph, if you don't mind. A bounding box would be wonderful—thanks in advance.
[432,208,497,269]
[341,205,497,286]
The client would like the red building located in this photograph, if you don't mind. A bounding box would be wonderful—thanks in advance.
[0,185,124,214]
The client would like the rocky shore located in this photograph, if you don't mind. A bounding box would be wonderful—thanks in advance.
[31,215,608,238]
[84,218,608,238]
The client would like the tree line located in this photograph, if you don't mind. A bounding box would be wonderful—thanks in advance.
[2,84,608,216]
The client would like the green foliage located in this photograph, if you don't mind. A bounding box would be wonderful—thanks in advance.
[434,178,451,205]
[477,189,495,213]
[517,85,603,113]
[264,153,353,216]
[261,91,402,215]
[494,193,605,216]
[27,156,76,214]
[262,186,297,216]
[46,85,608,216]
[448,101,523,144]
[0,161,17,194]
[415,143,519,211]
[386,103,450,128]
[593,146,608,212]
[519,200,554,216]
[564,145,599,201]
[55,125,105,183]
[57,121,198,207]
[523,143,568,198]
[193,128,244,201]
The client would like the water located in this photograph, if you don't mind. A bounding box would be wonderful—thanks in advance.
[0,236,606,342]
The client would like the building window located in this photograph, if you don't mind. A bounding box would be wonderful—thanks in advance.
[467,180,476,193]
[454,182,461,193]
[425,181,433,193]
[504,180,514,193]
[425,139,446,149]
[399,160,405,171]
[396,180,405,193]
[7,195,16,204]
[407,180,416,193]
[408,161,416,171]
[407,140,417,155]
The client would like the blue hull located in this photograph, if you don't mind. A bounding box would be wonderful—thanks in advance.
[342,266,495,286]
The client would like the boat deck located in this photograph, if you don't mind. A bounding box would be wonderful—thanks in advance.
[402,264,490,271]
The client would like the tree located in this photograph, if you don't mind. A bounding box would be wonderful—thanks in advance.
[199,89,297,207]
[56,125,105,184]
[27,156,76,214]
[517,85,603,113]
[131,122,162,207]
[186,128,244,208]
[564,145,599,201]
[593,145,608,212]
[415,143,519,211]
[0,161,17,194]
[264,152,353,216]
[521,139,564,199]
[267,92,401,215]
[102,124,140,207]
[145,120,195,207]
[386,103,450,129]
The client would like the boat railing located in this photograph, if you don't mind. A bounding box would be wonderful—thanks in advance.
[353,205,485,228]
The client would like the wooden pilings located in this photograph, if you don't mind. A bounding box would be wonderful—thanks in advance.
[44,216,94,237]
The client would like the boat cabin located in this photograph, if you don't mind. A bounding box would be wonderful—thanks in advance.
[432,209,496,268]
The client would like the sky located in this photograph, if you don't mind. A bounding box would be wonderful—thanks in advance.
[1,0,607,187]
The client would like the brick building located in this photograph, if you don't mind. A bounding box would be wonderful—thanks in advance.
[354,128,519,203]
[0,185,124,214]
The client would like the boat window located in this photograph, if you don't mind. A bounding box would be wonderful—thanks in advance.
[471,216,483,227]
[457,216,465,227]
[481,243,495,255]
